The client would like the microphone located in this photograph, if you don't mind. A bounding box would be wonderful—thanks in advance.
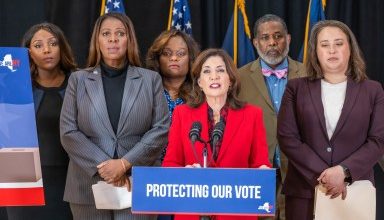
[189,121,202,145]
[211,121,225,159]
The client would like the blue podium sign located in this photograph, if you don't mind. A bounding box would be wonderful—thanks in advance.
[132,167,275,216]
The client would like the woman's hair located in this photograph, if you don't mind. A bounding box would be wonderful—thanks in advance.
[87,13,141,68]
[146,29,200,101]
[21,22,77,81]
[306,20,367,82]
[188,48,245,109]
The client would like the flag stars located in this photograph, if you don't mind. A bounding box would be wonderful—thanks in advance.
[170,0,192,35]
[185,21,192,29]
[113,1,120,8]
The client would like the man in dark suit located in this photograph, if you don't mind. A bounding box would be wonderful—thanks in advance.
[238,14,305,220]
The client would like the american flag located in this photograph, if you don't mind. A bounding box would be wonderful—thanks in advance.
[101,0,125,15]
[169,0,192,35]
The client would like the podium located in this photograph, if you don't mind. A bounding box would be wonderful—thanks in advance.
[131,167,276,216]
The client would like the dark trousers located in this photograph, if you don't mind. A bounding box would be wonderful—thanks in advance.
[285,196,314,220]
[0,208,8,220]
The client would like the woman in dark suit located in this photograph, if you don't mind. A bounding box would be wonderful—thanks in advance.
[277,20,384,220]
[60,13,170,220]
[7,22,76,220]
[162,49,271,220]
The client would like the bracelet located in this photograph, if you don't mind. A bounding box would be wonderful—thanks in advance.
[120,159,127,173]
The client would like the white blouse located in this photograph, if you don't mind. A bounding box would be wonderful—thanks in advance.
[321,79,347,139]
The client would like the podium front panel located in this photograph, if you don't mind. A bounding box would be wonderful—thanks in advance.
[132,167,275,216]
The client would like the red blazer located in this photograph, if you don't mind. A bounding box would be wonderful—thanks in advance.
[162,102,271,220]
[277,77,384,199]
[163,102,270,168]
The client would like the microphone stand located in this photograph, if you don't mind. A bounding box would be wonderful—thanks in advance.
[197,139,211,220]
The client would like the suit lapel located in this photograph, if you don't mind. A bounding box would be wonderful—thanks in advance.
[249,60,274,110]
[287,57,303,80]
[331,78,360,141]
[84,67,115,137]
[308,79,328,136]
[117,66,142,136]
[217,108,243,162]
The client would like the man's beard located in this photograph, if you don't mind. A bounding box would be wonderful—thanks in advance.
[256,45,289,66]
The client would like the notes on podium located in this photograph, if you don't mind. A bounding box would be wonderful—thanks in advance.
[314,180,376,220]
[131,167,276,216]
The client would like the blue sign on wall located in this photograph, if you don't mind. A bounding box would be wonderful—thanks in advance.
[132,167,276,216]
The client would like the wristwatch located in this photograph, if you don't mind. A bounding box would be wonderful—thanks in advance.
[341,165,351,183]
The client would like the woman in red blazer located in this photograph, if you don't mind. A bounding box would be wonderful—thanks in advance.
[162,49,271,220]
[277,20,384,220]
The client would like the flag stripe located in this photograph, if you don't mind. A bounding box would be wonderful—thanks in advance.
[0,187,45,206]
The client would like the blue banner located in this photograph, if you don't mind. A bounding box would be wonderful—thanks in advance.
[132,167,276,216]
[0,47,44,206]
[0,47,38,148]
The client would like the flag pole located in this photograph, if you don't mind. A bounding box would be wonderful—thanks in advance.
[100,0,106,16]
[302,0,312,63]
[167,0,174,30]
[233,0,238,66]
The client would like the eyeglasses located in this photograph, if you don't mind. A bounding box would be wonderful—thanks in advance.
[160,49,187,58]
[258,33,284,42]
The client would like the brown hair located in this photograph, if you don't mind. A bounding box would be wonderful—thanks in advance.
[306,20,367,82]
[87,13,141,68]
[146,29,200,101]
[21,22,77,81]
[188,48,245,109]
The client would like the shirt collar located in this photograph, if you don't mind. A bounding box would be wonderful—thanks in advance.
[260,57,288,71]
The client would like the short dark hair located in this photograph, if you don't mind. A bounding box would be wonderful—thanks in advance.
[306,20,367,82]
[188,48,245,109]
[21,22,77,81]
[253,14,288,38]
